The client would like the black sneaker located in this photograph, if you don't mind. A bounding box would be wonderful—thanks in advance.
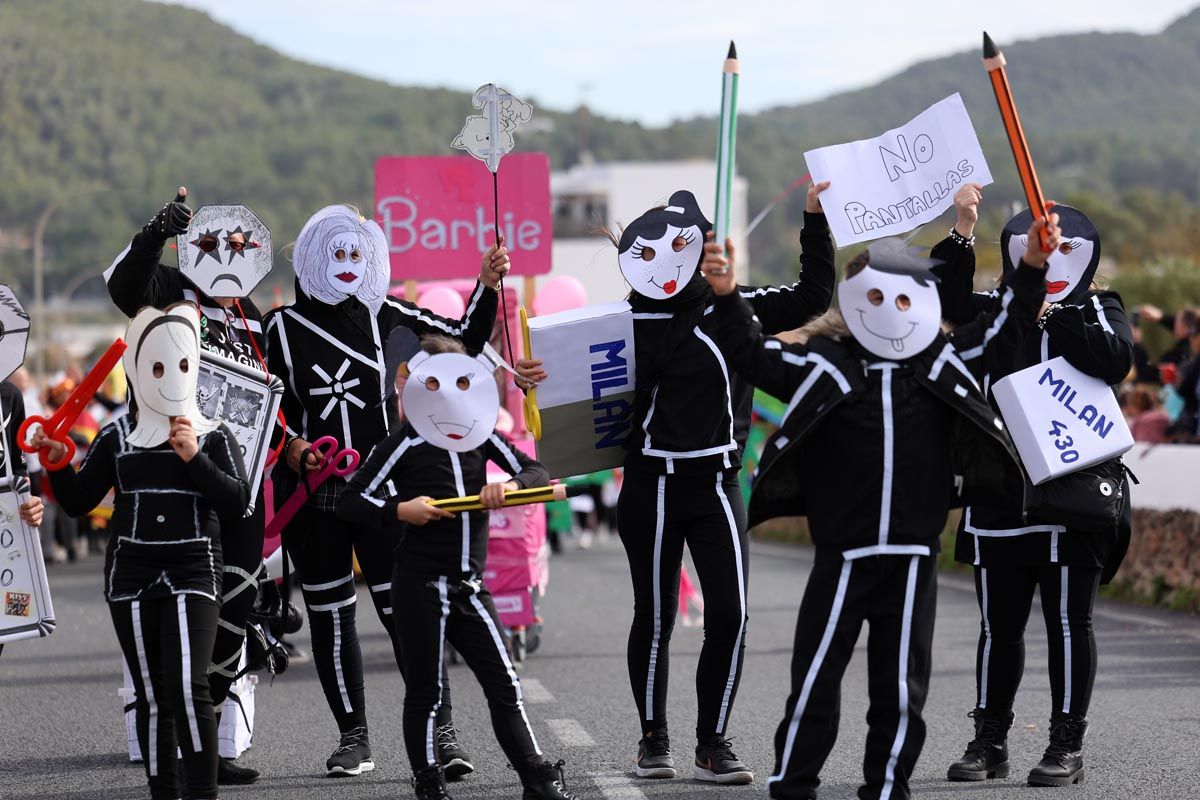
[436,722,475,780]
[218,756,260,785]
[521,759,578,800]
[694,735,753,784]
[326,726,375,777]
[634,728,676,779]
[413,764,454,799]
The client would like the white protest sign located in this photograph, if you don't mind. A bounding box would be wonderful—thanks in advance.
[527,301,636,478]
[992,356,1133,485]
[804,93,993,247]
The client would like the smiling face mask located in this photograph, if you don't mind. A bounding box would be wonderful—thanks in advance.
[618,190,711,300]
[123,304,219,448]
[401,351,500,452]
[838,240,942,360]
[1001,205,1100,304]
[177,205,272,299]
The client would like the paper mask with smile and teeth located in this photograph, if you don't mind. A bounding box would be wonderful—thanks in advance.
[293,205,390,313]
[617,190,710,301]
[123,303,219,448]
[401,350,500,452]
[838,239,942,360]
[177,205,272,298]
[1001,205,1100,304]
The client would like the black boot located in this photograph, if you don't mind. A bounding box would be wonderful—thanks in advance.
[1028,713,1087,786]
[520,759,578,799]
[947,707,1013,781]
[413,765,454,799]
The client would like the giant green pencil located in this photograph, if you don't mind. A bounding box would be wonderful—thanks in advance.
[714,41,739,254]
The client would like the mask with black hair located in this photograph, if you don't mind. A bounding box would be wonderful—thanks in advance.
[838,238,943,360]
[1001,205,1100,304]
[617,190,711,301]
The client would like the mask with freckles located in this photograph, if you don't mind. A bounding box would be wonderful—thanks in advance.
[401,351,500,452]
[838,239,943,360]
[1001,205,1100,304]
[618,190,711,301]
[123,303,219,448]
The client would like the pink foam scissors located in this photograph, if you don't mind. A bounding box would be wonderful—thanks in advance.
[265,435,359,539]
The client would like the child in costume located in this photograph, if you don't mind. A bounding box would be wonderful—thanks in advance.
[704,213,1059,800]
[337,335,576,800]
[33,304,249,800]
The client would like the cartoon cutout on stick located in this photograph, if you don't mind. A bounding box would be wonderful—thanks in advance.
[452,84,533,173]
[838,238,942,360]
[177,205,272,298]
[400,351,500,453]
[617,190,710,300]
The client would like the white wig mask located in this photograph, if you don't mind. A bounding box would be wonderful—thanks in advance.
[293,205,390,313]
[124,303,219,448]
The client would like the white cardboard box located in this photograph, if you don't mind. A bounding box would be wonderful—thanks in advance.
[992,356,1133,485]
[527,301,637,478]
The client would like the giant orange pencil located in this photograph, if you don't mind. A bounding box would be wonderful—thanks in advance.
[983,32,1051,251]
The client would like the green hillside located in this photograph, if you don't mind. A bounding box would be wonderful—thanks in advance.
[2,0,1199,298]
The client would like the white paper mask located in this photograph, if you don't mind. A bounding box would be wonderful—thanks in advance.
[1000,205,1101,304]
[177,205,272,298]
[124,304,219,448]
[617,190,710,300]
[0,285,30,382]
[402,351,499,452]
[293,205,390,313]
[839,264,941,360]
[451,84,533,173]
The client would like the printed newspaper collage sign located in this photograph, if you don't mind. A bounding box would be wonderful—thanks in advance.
[0,476,55,644]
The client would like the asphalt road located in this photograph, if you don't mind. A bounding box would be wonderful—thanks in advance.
[2,536,1199,800]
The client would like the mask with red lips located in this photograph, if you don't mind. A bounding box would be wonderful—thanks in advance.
[401,350,500,453]
[617,190,711,301]
[1001,205,1100,304]
[293,205,390,313]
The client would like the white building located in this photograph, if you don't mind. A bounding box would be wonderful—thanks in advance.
[545,160,749,306]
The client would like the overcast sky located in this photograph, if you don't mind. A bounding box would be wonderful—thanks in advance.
[163,0,1197,126]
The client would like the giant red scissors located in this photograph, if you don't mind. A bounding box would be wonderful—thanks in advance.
[19,338,127,471]
[264,436,360,540]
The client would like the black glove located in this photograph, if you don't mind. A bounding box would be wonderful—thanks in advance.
[141,190,192,242]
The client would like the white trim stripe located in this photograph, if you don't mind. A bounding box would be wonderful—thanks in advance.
[1060,566,1072,714]
[645,475,667,721]
[980,568,992,709]
[331,606,353,713]
[878,366,895,546]
[841,543,931,561]
[302,573,356,592]
[131,601,159,777]
[425,578,452,766]
[1091,296,1114,334]
[714,474,746,733]
[177,595,202,752]
[468,592,542,755]
[879,556,920,800]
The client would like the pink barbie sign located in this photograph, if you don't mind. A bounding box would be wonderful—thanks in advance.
[375,153,552,281]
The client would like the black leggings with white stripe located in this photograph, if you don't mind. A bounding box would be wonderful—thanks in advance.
[208,493,265,707]
[769,550,936,800]
[973,564,1100,717]
[285,506,452,733]
[617,469,749,739]
[392,567,544,774]
[112,595,220,800]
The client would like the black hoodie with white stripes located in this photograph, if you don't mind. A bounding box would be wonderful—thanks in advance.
[336,424,548,576]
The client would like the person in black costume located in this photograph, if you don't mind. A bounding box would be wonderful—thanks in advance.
[33,304,249,800]
[601,184,834,784]
[105,187,272,785]
[937,195,1135,788]
[705,213,1054,800]
[264,204,507,777]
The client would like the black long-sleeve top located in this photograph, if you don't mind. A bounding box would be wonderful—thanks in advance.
[337,425,548,576]
[0,382,29,480]
[265,280,498,509]
[625,211,835,476]
[48,417,249,602]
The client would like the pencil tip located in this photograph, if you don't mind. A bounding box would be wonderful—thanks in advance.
[728,41,737,59]
[982,32,999,58]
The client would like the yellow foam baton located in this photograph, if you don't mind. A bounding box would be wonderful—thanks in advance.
[429,483,583,513]
[520,306,543,439]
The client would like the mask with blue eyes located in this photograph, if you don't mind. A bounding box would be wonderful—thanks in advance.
[400,351,499,452]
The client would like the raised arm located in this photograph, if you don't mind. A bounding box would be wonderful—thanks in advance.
[105,189,193,317]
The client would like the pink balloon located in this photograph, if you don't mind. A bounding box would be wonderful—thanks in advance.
[418,286,466,319]
[533,276,588,316]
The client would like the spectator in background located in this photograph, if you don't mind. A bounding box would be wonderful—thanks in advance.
[1125,385,1171,443]
[1128,313,1160,383]
[1168,322,1200,442]
[1137,304,1199,367]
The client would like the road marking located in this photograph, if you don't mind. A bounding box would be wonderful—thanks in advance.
[589,771,648,799]
[547,718,595,747]
[521,677,555,703]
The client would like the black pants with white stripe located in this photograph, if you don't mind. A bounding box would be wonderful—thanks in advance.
[285,506,452,732]
[973,564,1100,717]
[392,567,544,774]
[617,469,749,739]
[111,595,220,800]
[769,550,936,800]
[209,491,265,707]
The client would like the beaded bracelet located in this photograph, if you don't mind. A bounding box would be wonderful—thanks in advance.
[948,227,975,248]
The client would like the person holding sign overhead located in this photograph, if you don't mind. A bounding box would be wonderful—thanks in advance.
[936,195,1134,787]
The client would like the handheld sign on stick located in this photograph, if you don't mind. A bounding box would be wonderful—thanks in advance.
[982,32,1051,251]
[713,41,739,255]
[452,84,534,367]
